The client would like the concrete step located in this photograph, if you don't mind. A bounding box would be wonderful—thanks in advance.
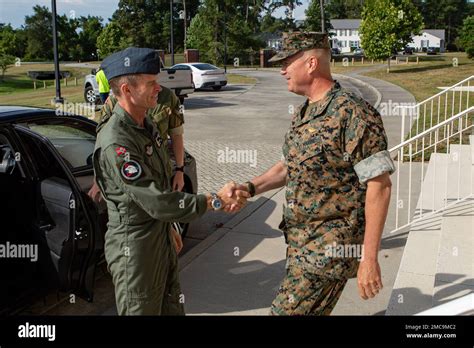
[386,201,474,315]
[386,141,473,315]
[470,135,474,165]
[385,213,443,315]
[416,146,473,214]
[432,204,474,307]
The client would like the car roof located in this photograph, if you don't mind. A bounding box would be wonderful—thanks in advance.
[175,63,216,67]
[0,105,96,125]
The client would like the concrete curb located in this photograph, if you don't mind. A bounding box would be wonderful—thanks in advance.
[334,73,383,109]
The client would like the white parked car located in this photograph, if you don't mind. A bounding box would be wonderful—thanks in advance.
[170,63,227,91]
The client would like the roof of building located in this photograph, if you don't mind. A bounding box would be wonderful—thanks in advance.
[330,19,361,30]
[423,29,446,40]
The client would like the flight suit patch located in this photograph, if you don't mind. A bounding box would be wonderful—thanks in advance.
[121,160,142,181]
[116,146,128,157]
[145,144,153,156]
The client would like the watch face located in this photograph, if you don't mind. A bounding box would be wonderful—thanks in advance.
[212,199,222,210]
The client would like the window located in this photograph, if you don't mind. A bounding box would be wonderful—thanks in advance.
[350,41,360,48]
[171,65,191,70]
[27,121,96,171]
[191,63,218,71]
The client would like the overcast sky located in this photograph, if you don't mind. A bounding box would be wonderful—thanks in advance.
[0,0,310,28]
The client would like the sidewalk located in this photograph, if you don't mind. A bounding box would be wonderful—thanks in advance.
[179,72,418,315]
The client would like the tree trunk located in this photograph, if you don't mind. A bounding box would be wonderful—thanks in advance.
[183,0,187,51]
[387,57,391,73]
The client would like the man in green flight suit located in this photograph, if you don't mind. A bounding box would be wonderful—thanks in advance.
[98,84,186,192]
[93,47,249,315]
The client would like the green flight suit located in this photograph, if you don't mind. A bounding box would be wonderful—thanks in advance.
[98,86,184,178]
[93,102,207,315]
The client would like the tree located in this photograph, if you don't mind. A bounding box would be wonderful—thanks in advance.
[360,0,423,72]
[0,54,15,81]
[459,16,474,58]
[78,16,104,61]
[267,0,303,30]
[305,0,332,32]
[326,0,365,19]
[186,0,262,65]
[413,0,471,48]
[0,25,18,57]
[96,21,129,58]
[24,5,53,60]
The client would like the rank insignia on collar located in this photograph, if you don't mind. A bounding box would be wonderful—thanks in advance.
[155,134,163,148]
[121,160,142,181]
[146,145,153,156]
[308,127,317,133]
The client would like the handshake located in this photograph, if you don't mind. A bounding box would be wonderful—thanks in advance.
[209,181,254,213]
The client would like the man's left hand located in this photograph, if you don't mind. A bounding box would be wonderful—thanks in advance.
[170,226,183,254]
[357,259,383,300]
[173,172,185,191]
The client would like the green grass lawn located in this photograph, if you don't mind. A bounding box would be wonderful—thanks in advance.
[363,52,474,161]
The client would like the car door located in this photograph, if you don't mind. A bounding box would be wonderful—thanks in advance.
[0,125,42,314]
[13,116,104,301]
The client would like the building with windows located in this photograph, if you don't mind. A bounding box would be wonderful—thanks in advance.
[329,19,362,53]
[329,19,446,53]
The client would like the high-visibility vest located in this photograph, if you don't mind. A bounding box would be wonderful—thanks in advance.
[96,69,110,93]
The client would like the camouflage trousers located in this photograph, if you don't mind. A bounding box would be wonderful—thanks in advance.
[270,266,347,315]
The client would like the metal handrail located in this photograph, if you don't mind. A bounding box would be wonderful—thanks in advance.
[389,106,474,153]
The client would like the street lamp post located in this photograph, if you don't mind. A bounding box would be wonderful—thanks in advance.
[320,0,325,33]
[51,0,63,104]
[170,0,175,66]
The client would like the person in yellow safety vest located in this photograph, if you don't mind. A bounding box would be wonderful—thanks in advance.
[96,68,110,103]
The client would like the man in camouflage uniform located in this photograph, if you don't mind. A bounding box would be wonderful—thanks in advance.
[237,32,395,315]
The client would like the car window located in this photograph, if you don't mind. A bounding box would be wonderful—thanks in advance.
[172,65,191,70]
[192,64,218,71]
[27,121,96,171]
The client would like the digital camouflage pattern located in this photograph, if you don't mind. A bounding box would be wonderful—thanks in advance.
[269,31,331,63]
[93,103,208,315]
[270,266,347,315]
[276,81,395,315]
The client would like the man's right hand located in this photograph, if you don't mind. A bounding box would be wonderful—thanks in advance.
[217,181,250,213]
[88,181,103,204]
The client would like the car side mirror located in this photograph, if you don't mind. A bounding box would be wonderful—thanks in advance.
[0,145,16,174]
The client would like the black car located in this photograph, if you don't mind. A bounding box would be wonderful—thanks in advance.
[403,47,414,55]
[0,106,198,314]
[331,47,341,56]
[427,47,437,55]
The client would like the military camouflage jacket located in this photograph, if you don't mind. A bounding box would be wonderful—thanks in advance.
[282,81,395,279]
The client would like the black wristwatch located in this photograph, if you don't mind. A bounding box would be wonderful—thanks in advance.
[175,165,185,172]
[246,181,256,197]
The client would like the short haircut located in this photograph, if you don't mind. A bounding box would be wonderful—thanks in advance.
[109,75,140,96]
